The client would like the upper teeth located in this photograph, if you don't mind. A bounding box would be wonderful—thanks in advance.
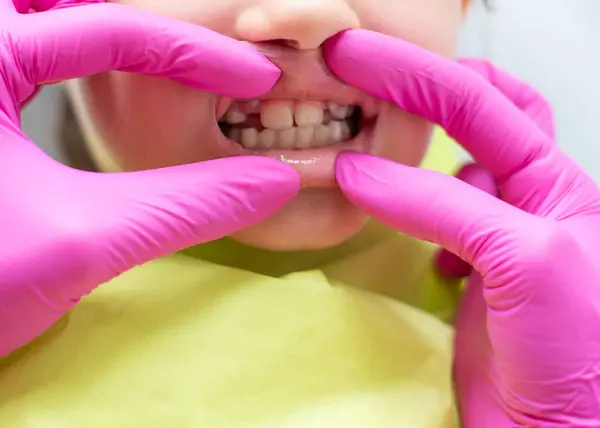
[220,99,357,150]
[221,100,355,130]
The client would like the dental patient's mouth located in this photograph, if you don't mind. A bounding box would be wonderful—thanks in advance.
[218,100,362,150]
[216,98,377,188]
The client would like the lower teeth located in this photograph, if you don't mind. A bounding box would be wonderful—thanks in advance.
[225,120,355,150]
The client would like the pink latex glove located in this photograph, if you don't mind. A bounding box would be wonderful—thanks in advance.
[325,29,600,426]
[436,58,556,279]
[0,0,300,357]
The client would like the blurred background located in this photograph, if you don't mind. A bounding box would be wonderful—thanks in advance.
[22,0,600,180]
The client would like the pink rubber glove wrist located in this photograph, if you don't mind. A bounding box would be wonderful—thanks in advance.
[325,29,600,426]
[0,1,300,357]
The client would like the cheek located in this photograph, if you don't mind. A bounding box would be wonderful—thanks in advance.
[110,0,239,37]
[376,106,432,167]
[73,0,241,172]
[76,73,219,170]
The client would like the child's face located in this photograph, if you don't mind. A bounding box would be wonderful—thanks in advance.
[69,0,464,251]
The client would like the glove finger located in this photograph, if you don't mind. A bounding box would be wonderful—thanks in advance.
[458,58,555,140]
[86,157,300,286]
[16,3,279,98]
[436,163,498,278]
[0,155,299,357]
[12,0,98,13]
[335,152,531,271]
[323,30,579,211]
[336,155,600,421]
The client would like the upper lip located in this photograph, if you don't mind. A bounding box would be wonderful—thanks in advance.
[217,43,381,118]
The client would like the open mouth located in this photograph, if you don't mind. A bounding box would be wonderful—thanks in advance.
[218,99,365,150]
[213,92,380,188]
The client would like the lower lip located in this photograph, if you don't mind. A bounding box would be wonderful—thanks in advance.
[215,124,376,188]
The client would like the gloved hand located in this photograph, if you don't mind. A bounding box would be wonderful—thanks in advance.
[325,29,600,426]
[436,58,556,279]
[0,0,300,357]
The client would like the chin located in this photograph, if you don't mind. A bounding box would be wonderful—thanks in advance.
[230,188,369,251]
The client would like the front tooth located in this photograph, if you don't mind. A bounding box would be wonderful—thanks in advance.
[295,102,324,127]
[279,128,297,148]
[314,124,330,146]
[329,121,343,142]
[260,100,294,130]
[258,129,276,148]
[241,128,258,148]
[297,126,315,149]
[225,107,247,124]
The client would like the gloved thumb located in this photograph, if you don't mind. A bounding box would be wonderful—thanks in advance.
[73,156,300,289]
[335,152,531,272]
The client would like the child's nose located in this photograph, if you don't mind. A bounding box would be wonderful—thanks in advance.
[236,0,359,50]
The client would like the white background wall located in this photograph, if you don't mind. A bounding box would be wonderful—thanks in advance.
[22,0,600,180]
[459,0,600,178]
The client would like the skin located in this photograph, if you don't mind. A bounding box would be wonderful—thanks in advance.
[67,0,464,251]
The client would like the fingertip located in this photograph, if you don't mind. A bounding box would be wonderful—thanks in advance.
[193,40,281,98]
[334,152,411,215]
[323,29,379,82]
[234,45,282,96]
[266,158,303,198]
[335,151,378,190]
[335,150,358,171]
[223,156,302,198]
[322,29,349,56]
